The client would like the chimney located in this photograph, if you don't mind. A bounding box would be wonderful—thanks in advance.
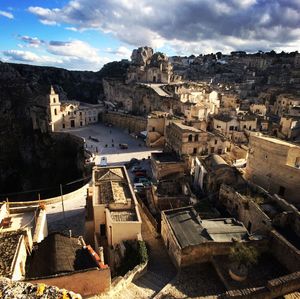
[99,247,105,264]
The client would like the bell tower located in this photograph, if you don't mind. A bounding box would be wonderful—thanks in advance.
[49,85,61,131]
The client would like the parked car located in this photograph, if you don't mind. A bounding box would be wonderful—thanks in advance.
[125,158,139,169]
[99,156,107,166]
[119,143,128,149]
[131,166,143,172]
[133,183,144,192]
[88,136,99,142]
[138,177,151,186]
[134,171,147,177]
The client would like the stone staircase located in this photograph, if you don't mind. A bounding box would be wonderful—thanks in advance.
[132,270,171,298]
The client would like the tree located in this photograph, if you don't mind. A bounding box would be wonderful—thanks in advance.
[229,243,259,270]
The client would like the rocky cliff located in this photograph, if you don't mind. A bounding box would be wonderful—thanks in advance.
[0,60,129,199]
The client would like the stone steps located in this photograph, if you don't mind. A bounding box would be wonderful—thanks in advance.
[133,270,171,298]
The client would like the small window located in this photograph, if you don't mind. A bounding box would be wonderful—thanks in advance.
[229,126,234,131]
[152,127,155,132]
[53,97,56,103]
[194,134,199,142]
[68,112,70,115]
[278,186,285,197]
[62,124,65,129]
[54,108,57,115]
[193,148,197,154]
[214,139,217,145]
[188,134,193,142]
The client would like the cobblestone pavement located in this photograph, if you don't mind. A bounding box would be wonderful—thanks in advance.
[156,263,226,298]
[64,123,162,165]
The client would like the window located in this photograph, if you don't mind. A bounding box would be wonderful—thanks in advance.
[54,108,57,115]
[188,134,193,142]
[152,127,155,132]
[211,147,215,153]
[194,134,199,142]
[278,186,285,197]
[193,148,197,154]
[249,126,252,130]
[62,124,65,129]
[295,157,300,168]
[229,126,234,130]
[80,121,83,127]
[243,125,247,129]
[214,139,217,145]
[53,97,56,103]
[68,112,70,115]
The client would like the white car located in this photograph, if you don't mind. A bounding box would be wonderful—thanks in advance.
[99,156,107,166]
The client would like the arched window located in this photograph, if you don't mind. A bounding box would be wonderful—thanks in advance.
[54,108,57,115]
[194,134,199,142]
[188,134,193,142]
[53,97,56,103]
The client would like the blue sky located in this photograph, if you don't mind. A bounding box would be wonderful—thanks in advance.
[1,0,299,71]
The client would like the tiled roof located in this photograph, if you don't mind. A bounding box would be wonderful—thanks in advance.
[0,230,24,278]
[27,233,97,278]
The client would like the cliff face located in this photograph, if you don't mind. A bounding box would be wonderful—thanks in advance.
[0,60,130,198]
[0,62,97,198]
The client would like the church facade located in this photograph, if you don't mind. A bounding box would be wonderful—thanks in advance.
[49,86,103,132]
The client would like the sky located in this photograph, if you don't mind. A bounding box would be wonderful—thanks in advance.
[0,0,300,71]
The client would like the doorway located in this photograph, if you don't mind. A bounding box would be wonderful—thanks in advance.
[70,120,75,128]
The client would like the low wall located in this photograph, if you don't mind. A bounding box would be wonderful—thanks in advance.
[6,183,90,208]
[269,230,300,273]
[102,111,147,133]
[107,262,147,296]
[28,267,111,298]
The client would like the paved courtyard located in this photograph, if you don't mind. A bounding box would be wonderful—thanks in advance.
[47,123,161,233]
[64,123,162,165]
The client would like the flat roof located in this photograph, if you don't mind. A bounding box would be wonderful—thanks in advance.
[151,152,182,163]
[173,122,201,133]
[251,134,300,147]
[110,210,138,222]
[164,207,248,248]
[94,167,133,205]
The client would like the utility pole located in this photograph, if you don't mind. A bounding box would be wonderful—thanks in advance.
[60,184,66,221]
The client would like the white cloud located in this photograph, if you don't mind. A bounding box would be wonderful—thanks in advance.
[0,10,14,19]
[2,50,63,64]
[27,0,300,55]
[2,37,111,71]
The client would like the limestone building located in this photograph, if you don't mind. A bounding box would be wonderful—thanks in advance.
[273,94,300,117]
[165,122,208,156]
[126,47,181,84]
[245,134,300,203]
[49,86,103,132]
[89,166,142,248]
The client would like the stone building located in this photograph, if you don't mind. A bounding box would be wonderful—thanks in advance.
[213,114,257,142]
[279,116,300,141]
[273,94,300,117]
[49,86,103,132]
[245,134,300,203]
[193,154,246,194]
[250,103,267,116]
[161,206,250,268]
[126,47,181,84]
[151,152,187,181]
[165,122,208,156]
[89,166,142,248]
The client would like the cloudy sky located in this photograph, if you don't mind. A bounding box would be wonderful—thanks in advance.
[0,0,299,71]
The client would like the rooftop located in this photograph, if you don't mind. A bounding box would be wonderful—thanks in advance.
[164,207,248,248]
[251,134,300,147]
[94,167,133,205]
[151,152,182,163]
[0,230,25,278]
[27,233,97,278]
[173,122,202,133]
[214,115,233,122]
[110,210,138,222]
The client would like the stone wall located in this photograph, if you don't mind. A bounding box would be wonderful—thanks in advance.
[269,230,300,273]
[219,184,272,233]
[101,111,147,134]
[28,267,111,297]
